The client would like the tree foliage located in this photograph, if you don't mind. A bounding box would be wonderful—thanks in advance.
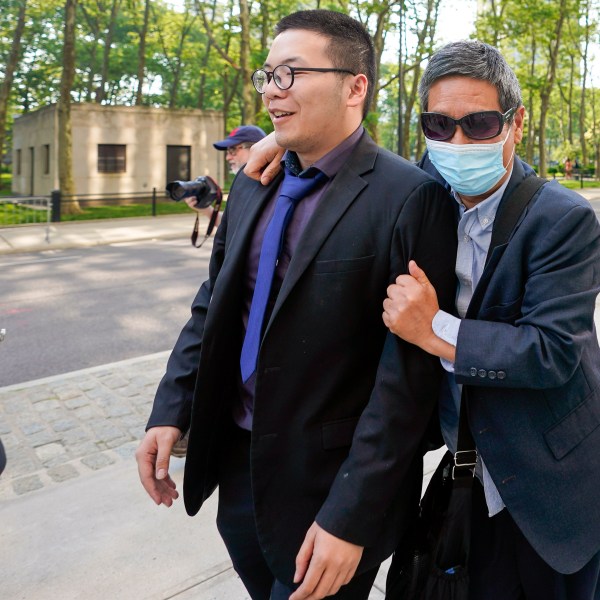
[0,0,598,176]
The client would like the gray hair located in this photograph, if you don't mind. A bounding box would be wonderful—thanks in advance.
[418,40,522,113]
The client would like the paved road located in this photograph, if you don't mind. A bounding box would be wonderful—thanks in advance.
[0,238,210,386]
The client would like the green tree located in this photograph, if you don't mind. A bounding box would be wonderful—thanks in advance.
[0,0,27,185]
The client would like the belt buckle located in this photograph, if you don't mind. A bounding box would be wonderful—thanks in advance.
[452,449,477,479]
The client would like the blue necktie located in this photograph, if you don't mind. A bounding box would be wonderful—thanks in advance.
[240,167,327,382]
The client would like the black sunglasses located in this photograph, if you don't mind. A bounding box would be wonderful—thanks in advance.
[421,107,517,141]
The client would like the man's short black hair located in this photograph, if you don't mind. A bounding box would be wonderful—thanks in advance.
[275,10,375,119]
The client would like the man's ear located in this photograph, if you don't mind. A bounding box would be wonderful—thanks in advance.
[513,106,525,145]
[347,74,368,109]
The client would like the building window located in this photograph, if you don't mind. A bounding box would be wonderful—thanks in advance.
[16,149,21,175]
[43,144,50,175]
[98,144,126,173]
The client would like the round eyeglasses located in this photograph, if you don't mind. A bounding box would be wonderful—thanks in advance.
[421,107,517,141]
[252,64,356,94]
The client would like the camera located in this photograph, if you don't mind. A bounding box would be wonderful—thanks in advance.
[166,175,222,209]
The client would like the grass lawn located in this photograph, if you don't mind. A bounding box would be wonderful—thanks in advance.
[556,179,600,190]
[1,197,226,226]
[0,173,12,197]
[60,201,192,221]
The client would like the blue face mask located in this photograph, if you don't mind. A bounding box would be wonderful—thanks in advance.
[425,133,513,197]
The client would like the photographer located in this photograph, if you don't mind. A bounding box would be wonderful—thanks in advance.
[185,125,267,227]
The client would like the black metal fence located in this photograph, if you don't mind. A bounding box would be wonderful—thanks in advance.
[51,188,161,222]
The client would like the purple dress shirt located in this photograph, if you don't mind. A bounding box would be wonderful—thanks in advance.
[234,126,365,429]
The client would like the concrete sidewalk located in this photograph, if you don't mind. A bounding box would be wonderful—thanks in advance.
[0,351,448,599]
[0,213,198,255]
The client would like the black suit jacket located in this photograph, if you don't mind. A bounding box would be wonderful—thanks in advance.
[148,132,457,584]
[421,154,600,574]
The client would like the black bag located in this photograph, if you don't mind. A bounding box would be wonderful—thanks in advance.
[386,174,548,600]
[385,447,474,600]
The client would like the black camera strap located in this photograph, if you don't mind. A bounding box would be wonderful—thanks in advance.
[191,181,224,248]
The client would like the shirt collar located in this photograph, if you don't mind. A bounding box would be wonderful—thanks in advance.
[453,166,513,229]
[282,126,364,178]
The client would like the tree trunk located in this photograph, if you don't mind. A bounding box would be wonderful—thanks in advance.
[537,0,567,178]
[0,0,27,189]
[567,54,574,144]
[169,13,195,109]
[196,0,217,109]
[96,0,121,104]
[135,0,150,105]
[525,31,536,165]
[579,0,590,166]
[396,4,403,156]
[591,88,599,180]
[401,0,439,158]
[58,0,80,213]
[255,0,271,118]
[368,6,391,143]
[238,0,255,123]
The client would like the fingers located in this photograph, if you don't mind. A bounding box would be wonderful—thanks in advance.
[408,260,430,286]
[184,198,199,211]
[260,155,284,185]
[290,523,363,600]
[290,561,355,600]
[243,132,284,183]
[135,427,181,506]
[294,525,316,583]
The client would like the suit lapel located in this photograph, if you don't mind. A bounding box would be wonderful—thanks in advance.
[466,158,529,319]
[265,134,378,331]
[217,174,282,284]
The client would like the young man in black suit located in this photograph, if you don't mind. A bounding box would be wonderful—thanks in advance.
[136,10,456,599]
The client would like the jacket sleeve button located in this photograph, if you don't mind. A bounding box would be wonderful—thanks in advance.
[478,369,487,378]
[497,371,506,380]
[470,368,478,377]
[488,371,497,379]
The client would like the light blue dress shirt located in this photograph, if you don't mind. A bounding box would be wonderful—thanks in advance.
[432,173,512,517]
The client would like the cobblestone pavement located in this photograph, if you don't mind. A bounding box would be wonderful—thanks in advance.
[1,295,598,502]
[0,352,169,500]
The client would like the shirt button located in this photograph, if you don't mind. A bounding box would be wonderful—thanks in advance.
[497,371,506,380]
[478,369,487,378]
[463,235,470,242]
[470,368,477,377]
[482,217,490,225]
[488,370,497,379]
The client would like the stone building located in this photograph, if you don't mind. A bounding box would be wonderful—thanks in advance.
[11,104,225,197]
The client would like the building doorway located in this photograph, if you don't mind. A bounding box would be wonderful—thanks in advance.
[166,146,191,187]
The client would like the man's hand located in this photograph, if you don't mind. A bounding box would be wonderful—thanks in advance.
[243,132,284,185]
[184,197,201,212]
[135,426,181,507]
[289,522,363,600]
[383,260,455,361]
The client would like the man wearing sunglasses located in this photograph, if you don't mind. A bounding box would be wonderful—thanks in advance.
[136,9,457,600]
[383,41,600,599]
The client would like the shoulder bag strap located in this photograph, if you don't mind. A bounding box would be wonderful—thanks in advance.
[454,175,547,479]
